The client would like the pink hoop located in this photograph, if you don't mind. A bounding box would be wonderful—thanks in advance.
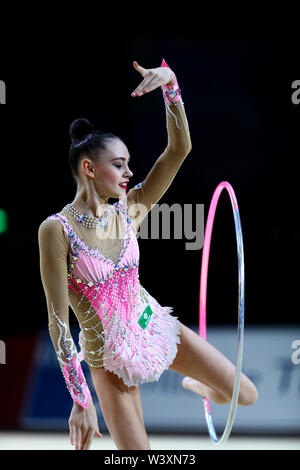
[198,181,245,445]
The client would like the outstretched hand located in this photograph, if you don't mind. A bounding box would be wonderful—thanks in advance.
[131,61,175,97]
[69,400,103,450]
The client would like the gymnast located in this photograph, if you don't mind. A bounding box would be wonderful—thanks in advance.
[38,59,258,450]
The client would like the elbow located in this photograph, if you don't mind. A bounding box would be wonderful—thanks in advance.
[48,322,55,340]
[182,132,192,156]
[186,131,192,153]
[168,139,192,159]
[182,139,192,157]
[186,139,192,155]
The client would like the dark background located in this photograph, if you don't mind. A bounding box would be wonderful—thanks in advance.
[0,34,299,336]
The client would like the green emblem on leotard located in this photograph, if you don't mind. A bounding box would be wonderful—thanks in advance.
[138,305,153,329]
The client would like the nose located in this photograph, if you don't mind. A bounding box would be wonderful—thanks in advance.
[124,167,133,178]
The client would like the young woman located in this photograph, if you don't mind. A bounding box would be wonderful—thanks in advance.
[38,59,258,451]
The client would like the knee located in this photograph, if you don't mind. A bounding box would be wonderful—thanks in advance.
[118,437,151,451]
[210,391,231,405]
[239,382,259,406]
[106,370,136,394]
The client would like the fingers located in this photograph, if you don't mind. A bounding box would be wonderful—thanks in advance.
[132,60,156,97]
[75,427,82,451]
[133,61,147,76]
[70,426,84,451]
[71,427,103,450]
[70,424,76,447]
[132,61,174,97]
[131,75,162,97]
[131,76,152,97]
[83,429,94,451]
[144,76,161,94]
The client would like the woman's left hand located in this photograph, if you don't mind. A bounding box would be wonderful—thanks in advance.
[69,400,102,450]
[131,61,176,97]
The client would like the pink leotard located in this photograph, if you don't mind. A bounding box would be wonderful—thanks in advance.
[38,59,192,409]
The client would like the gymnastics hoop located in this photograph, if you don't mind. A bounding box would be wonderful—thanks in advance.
[199,181,245,445]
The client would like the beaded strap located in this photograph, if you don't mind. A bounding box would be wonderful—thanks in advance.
[161,58,181,106]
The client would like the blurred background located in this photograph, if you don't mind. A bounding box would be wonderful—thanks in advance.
[0,34,299,450]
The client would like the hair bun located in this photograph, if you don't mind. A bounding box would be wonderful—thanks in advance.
[69,118,94,142]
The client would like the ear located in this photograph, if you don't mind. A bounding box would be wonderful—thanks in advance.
[81,158,95,178]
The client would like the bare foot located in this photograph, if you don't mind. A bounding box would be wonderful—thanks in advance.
[182,376,206,396]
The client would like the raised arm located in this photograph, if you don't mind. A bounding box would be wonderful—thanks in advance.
[127,59,192,232]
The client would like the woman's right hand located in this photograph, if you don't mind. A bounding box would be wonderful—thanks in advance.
[131,61,176,97]
[69,399,103,450]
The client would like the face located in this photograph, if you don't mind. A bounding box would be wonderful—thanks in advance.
[81,138,134,199]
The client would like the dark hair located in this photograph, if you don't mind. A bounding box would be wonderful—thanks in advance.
[68,118,119,183]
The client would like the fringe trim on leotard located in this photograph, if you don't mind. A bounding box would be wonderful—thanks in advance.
[100,289,182,387]
[73,278,182,387]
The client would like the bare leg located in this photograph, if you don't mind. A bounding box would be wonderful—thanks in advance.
[89,367,151,450]
[170,322,258,406]
[182,376,230,404]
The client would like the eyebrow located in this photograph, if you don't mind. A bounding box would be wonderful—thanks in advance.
[111,157,131,162]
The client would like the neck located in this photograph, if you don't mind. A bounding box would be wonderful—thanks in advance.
[71,186,110,218]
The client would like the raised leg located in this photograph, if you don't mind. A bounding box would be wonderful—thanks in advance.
[170,322,258,406]
[182,376,230,404]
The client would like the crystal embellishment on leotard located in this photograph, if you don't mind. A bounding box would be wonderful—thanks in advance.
[63,348,91,410]
[53,202,132,266]
[47,198,182,388]
[161,58,181,106]
[160,59,182,130]
[50,303,91,409]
